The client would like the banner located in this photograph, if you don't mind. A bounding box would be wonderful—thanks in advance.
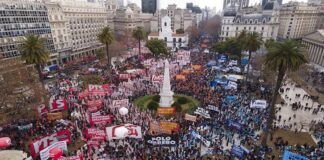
[119,74,130,80]
[90,114,112,125]
[231,146,245,158]
[29,129,71,157]
[149,122,171,135]
[152,75,163,84]
[47,112,63,121]
[49,98,68,112]
[227,81,238,89]
[184,114,197,122]
[282,150,309,160]
[111,99,129,108]
[194,107,211,118]
[84,128,106,140]
[40,141,68,160]
[144,135,179,146]
[160,121,179,134]
[38,104,48,116]
[87,99,103,108]
[250,100,267,109]
[17,123,33,131]
[190,130,210,147]
[78,90,89,99]
[60,155,83,160]
[157,107,175,115]
[206,105,219,112]
[227,120,242,131]
[106,124,142,140]
[88,84,109,92]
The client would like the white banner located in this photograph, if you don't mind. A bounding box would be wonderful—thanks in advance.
[40,141,67,160]
[111,99,129,108]
[250,100,267,109]
[151,75,163,84]
[106,124,142,140]
[228,81,238,89]
[206,105,219,112]
[194,107,210,118]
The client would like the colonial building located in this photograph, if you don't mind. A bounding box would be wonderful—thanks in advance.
[220,1,280,41]
[223,0,250,10]
[278,2,319,39]
[0,0,56,63]
[302,29,324,67]
[148,16,188,49]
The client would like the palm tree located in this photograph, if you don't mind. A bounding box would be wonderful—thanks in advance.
[224,37,242,61]
[244,32,263,83]
[261,39,308,147]
[20,34,50,83]
[132,27,146,56]
[212,41,226,54]
[98,26,114,70]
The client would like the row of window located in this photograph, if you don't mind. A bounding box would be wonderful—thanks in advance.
[1,23,50,31]
[0,29,51,38]
[0,43,55,58]
[0,17,49,24]
[0,4,47,11]
[0,10,47,17]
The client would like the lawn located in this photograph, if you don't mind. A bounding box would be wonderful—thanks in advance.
[133,94,200,114]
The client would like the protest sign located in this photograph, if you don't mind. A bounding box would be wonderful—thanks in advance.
[206,105,219,112]
[49,98,68,112]
[38,104,48,116]
[29,129,71,157]
[40,141,67,160]
[250,100,267,109]
[152,75,163,84]
[194,107,211,118]
[157,107,175,115]
[144,135,179,146]
[111,99,129,108]
[90,115,112,125]
[184,114,197,122]
[160,121,179,134]
[17,123,33,131]
[84,128,106,141]
[106,124,142,140]
[282,150,309,160]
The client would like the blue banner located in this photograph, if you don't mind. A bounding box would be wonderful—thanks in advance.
[226,96,237,103]
[231,146,245,158]
[282,150,309,160]
[227,120,242,131]
[207,60,217,67]
[241,57,249,65]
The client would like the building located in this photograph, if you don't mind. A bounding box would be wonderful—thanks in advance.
[316,4,324,30]
[308,0,324,5]
[113,3,143,33]
[151,4,195,32]
[148,16,188,49]
[0,0,56,63]
[186,3,202,14]
[46,0,108,62]
[141,0,157,14]
[302,29,324,67]
[220,1,280,41]
[278,2,320,39]
[223,0,250,10]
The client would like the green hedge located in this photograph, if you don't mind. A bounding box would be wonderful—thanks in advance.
[147,101,159,111]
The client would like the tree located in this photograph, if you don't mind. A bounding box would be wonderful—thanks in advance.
[176,29,185,34]
[224,37,242,61]
[265,38,275,49]
[212,41,226,54]
[185,26,199,45]
[261,39,308,146]
[147,101,159,111]
[146,39,170,59]
[98,26,114,70]
[95,49,105,64]
[20,34,50,83]
[132,27,146,56]
[244,32,263,83]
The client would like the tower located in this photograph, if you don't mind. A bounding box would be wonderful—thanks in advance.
[159,60,174,107]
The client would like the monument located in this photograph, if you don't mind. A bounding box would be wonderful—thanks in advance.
[159,60,174,107]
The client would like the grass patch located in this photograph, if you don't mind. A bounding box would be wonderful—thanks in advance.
[133,94,200,114]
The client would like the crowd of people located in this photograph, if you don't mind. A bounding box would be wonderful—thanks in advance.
[0,45,323,160]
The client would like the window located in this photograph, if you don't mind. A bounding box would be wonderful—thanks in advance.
[164,37,167,42]
[164,22,167,26]
[236,27,238,30]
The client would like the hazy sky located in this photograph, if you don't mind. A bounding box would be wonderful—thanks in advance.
[129,0,308,11]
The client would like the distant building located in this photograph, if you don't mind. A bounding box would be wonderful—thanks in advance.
[308,0,324,5]
[278,2,320,39]
[148,16,188,49]
[302,29,324,67]
[262,0,283,7]
[223,0,250,10]
[142,0,157,14]
[220,1,280,41]
[151,4,196,32]
[186,3,202,14]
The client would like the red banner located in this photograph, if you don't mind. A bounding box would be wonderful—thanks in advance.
[49,98,68,112]
[90,115,112,125]
[111,99,129,108]
[84,128,106,141]
[37,104,48,116]
[88,84,109,92]
[119,74,130,80]
[29,129,71,158]
[60,155,83,160]
[152,75,163,84]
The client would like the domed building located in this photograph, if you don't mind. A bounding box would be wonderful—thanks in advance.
[220,1,280,41]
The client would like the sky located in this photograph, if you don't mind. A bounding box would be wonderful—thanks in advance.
[128,0,308,11]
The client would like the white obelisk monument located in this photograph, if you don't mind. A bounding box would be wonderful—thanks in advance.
[159,60,174,107]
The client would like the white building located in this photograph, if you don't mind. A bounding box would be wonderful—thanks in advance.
[220,1,280,41]
[308,0,324,5]
[46,0,108,61]
[278,2,319,39]
[302,29,324,67]
[148,16,188,49]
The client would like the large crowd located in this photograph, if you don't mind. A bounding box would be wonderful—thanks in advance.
[0,46,323,160]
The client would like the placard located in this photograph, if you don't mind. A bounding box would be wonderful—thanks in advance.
[106,124,142,140]
[144,135,179,146]
[40,141,68,160]
[47,112,63,121]
[184,114,197,122]
[157,107,175,115]
[111,99,129,108]
[160,121,179,134]
[194,107,211,118]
